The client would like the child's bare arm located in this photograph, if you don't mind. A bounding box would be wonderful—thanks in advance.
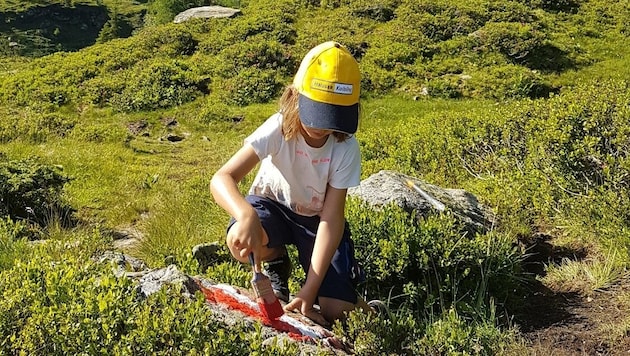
[210,144,263,261]
[284,185,347,324]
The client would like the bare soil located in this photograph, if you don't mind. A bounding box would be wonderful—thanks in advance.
[513,240,630,356]
[511,233,630,355]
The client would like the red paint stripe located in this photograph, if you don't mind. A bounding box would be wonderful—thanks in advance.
[196,281,311,342]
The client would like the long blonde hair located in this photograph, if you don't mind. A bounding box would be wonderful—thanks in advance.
[279,85,350,142]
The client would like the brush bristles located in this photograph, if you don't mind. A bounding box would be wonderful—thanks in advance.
[251,272,285,320]
[259,298,284,320]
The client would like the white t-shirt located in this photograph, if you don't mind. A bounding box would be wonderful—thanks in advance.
[245,113,361,217]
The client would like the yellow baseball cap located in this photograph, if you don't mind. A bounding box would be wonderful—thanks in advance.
[293,41,360,134]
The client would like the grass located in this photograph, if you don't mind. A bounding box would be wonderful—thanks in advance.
[542,247,627,294]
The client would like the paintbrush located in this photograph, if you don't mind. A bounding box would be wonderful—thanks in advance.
[249,252,284,320]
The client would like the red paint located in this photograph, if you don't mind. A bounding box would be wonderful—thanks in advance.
[195,281,311,342]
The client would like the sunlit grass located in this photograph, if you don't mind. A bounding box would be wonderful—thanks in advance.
[542,248,627,294]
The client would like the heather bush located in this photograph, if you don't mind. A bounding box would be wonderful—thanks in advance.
[466,64,552,99]
[109,59,201,112]
[0,159,73,231]
[214,67,283,107]
[136,24,199,56]
[0,217,30,270]
[347,200,522,316]
[0,251,266,355]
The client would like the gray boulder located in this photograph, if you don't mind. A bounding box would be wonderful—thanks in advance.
[174,6,241,23]
[348,170,496,234]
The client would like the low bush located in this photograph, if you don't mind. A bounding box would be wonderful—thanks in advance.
[135,24,199,57]
[471,21,573,72]
[0,217,30,270]
[347,200,522,317]
[0,251,266,355]
[466,64,552,99]
[214,67,283,107]
[109,59,201,112]
[212,38,296,79]
[0,159,74,232]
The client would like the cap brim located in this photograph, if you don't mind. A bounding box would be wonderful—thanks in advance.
[298,94,358,134]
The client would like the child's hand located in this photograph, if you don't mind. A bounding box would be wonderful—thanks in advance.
[284,295,329,327]
[227,214,264,262]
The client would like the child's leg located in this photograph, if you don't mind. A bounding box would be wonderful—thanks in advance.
[225,196,297,263]
[290,221,366,323]
[317,296,358,322]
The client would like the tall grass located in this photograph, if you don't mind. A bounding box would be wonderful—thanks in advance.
[543,247,628,294]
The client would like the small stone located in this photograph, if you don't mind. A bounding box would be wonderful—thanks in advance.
[192,242,221,272]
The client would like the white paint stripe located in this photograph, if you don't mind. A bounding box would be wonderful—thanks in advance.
[212,283,326,339]
[406,179,446,211]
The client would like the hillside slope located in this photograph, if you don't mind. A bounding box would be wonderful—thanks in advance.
[1,0,630,355]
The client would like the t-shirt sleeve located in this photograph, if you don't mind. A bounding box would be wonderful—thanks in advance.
[329,137,361,189]
[244,113,283,159]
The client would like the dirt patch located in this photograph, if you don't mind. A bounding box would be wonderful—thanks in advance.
[515,278,630,355]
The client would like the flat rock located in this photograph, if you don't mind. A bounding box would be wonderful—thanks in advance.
[348,170,496,234]
[174,6,241,23]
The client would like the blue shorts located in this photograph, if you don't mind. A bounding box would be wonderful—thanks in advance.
[228,195,362,304]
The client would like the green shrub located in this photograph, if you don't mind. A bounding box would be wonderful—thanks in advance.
[336,308,421,355]
[215,67,283,107]
[136,24,199,57]
[0,252,259,355]
[0,217,30,271]
[347,200,522,317]
[110,59,201,112]
[466,64,552,99]
[294,7,376,59]
[0,159,73,231]
[394,0,488,42]
[198,0,297,54]
[337,295,521,356]
[82,75,128,107]
[360,35,428,94]
[425,74,466,98]
[210,37,296,82]
[349,0,397,22]
[523,0,581,13]
[411,308,521,355]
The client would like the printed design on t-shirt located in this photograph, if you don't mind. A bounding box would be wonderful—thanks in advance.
[294,185,325,215]
[251,177,287,206]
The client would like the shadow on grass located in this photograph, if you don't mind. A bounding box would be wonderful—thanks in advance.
[511,280,583,332]
[519,232,588,277]
[509,232,589,331]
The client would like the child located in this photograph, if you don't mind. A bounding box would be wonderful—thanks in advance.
[210,41,369,325]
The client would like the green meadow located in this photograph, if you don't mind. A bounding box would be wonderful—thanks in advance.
[1,0,630,354]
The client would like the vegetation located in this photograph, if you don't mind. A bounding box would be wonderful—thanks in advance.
[1,0,630,354]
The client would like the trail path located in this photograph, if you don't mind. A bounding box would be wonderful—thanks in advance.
[517,278,630,355]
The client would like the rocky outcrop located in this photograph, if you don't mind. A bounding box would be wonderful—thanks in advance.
[99,252,351,354]
[0,4,112,55]
[348,170,496,234]
[173,6,241,24]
